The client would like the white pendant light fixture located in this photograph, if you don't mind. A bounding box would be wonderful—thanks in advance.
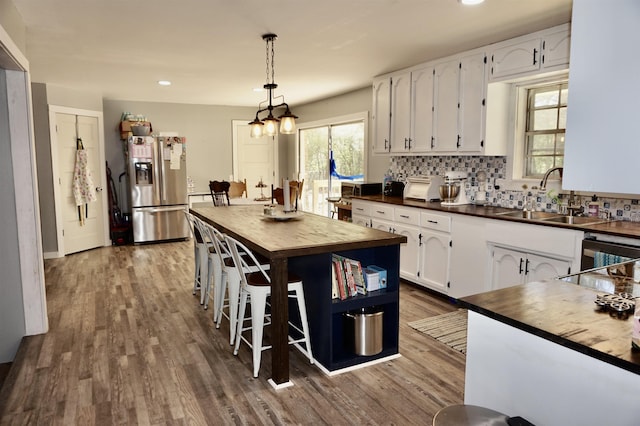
[249,34,298,138]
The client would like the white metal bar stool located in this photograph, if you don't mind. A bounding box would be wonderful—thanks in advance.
[184,210,206,297]
[211,228,270,345]
[192,217,223,311]
[226,234,314,378]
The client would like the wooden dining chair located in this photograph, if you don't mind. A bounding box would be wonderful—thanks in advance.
[228,179,247,199]
[209,180,230,206]
[271,179,304,209]
[271,185,285,205]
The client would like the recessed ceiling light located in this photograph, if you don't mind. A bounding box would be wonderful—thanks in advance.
[460,0,485,5]
[158,80,172,86]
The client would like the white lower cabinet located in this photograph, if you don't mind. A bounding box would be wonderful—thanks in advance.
[371,218,394,233]
[351,214,370,227]
[351,200,583,298]
[490,246,572,290]
[417,229,451,293]
[395,223,421,282]
[487,219,582,291]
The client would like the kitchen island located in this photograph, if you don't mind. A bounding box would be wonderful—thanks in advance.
[459,276,640,425]
[191,205,406,388]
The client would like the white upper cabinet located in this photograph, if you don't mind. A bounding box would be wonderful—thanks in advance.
[388,67,434,154]
[390,71,412,153]
[490,37,542,81]
[372,23,569,157]
[489,24,570,82]
[433,52,488,154]
[372,76,392,154]
[540,26,571,70]
[409,66,435,153]
[458,52,487,153]
[433,59,460,152]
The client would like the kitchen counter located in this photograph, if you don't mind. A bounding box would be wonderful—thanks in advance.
[354,194,640,239]
[458,278,640,424]
[460,279,640,375]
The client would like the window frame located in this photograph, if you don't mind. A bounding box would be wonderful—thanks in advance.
[523,82,568,179]
[295,112,368,215]
[509,73,569,185]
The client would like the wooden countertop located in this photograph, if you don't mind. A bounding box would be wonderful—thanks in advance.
[354,195,640,239]
[460,280,640,375]
[191,205,406,259]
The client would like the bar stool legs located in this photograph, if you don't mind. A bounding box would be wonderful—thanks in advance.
[226,234,313,378]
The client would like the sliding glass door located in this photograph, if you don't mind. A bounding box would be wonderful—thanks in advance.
[299,116,365,216]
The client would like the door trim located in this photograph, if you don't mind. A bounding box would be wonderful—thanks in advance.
[49,105,109,257]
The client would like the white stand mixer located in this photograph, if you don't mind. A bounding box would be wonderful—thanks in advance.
[441,171,470,206]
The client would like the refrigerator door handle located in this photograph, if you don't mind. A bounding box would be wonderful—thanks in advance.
[160,139,168,202]
[135,206,186,214]
[153,138,161,201]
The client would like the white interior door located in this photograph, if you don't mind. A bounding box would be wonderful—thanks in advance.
[232,120,278,200]
[54,111,108,255]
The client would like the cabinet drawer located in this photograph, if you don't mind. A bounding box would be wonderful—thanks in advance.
[371,203,394,221]
[420,212,451,233]
[351,201,371,216]
[394,207,420,226]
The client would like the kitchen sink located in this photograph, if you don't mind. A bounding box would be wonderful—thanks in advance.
[495,210,561,220]
[540,215,609,225]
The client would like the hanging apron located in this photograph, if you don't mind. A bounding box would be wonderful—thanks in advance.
[72,138,97,225]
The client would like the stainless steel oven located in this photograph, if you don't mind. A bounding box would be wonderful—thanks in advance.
[581,233,640,270]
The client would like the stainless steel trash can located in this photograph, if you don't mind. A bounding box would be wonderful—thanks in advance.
[345,307,383,356]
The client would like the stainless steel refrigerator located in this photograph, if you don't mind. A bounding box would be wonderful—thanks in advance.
[128,135,189,243]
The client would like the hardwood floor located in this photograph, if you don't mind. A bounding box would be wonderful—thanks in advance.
[0,240,465,424]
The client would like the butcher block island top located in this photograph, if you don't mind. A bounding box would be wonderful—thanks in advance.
[460,279,640,375]
[191,205,406,258]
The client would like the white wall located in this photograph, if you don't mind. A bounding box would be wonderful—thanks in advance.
[102,100,255,209]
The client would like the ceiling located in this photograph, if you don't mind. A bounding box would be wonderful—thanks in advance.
[12,0,572,108]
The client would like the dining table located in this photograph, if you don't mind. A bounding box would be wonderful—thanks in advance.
[190,204,405,388]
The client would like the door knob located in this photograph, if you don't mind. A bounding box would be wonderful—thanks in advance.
[96,186,103,192]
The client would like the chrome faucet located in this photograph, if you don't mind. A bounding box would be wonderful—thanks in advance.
[539,166,563,191]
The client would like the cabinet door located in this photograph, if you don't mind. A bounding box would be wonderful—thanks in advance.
[525,252,571,283]
[410,66,435,152]
[490,246,525,290]
[371,218,394,233]
[418,229,451,293]
[458,52,486,153]
[351,214,370,228]
[541,29,570,70]
[490,37,542,80]
[394,223,421,282]
[372,77,391,154]
[390,72,412,153]
[433,59,459,152]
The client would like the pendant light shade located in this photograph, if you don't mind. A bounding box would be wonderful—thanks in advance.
[248,34,298,138]
[249,116,264,138]
[263,114,279,137]
[279,108,298,134]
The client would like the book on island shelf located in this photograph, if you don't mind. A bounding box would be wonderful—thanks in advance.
[331,254,367,300]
